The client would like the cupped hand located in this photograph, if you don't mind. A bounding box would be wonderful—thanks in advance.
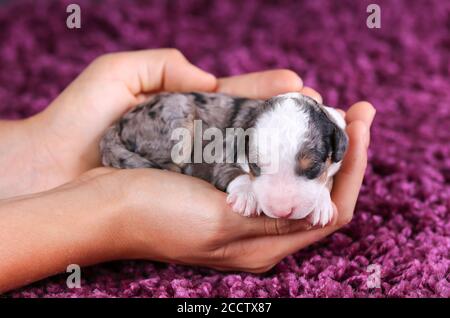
[61,100,374,273]
[10,49,305,197]
[2,47,375,273]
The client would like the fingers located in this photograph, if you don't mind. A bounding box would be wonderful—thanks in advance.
[233,216,313,239]
[330,120,369,226]
[346,101,376,128]
[227,102,376,263]
[157,50,217,93]
[345,101,376,147]
[217,69,303,99]
[215,225,328,272]
[86,49,217,95]
[222,202,313,239]
[300,86,323,103]
[326,101,374,226]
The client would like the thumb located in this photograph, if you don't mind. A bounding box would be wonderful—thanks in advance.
[82,48,217,95]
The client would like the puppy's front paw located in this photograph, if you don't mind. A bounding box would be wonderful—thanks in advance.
[226,175,259,217]
[309,190,335,227]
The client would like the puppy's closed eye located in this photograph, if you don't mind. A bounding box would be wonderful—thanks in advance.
[296,151,325,179]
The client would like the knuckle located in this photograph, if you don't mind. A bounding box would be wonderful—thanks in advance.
[161,48,185,60]
[263,218,272,235]
[278,69,303,88]
[91,52,129,71]
[273,219,283,235]
[277,219,292,235]
[265,218,291,235]
[278,69,300,80]
[92,52,116,65]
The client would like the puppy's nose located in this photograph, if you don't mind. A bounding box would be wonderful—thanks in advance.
[270,207,294,218]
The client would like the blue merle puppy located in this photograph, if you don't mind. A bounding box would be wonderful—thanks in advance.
[100,92,347,226]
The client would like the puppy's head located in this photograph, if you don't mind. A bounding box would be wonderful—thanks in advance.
[248,93,348,219]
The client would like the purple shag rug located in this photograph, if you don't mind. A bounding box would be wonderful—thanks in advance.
[1,0,449,298]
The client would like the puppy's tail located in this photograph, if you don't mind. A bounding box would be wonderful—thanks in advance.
[100,125,158,169]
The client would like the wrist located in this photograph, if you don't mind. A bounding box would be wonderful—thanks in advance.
[0,176,127,292]
[60,173,132,263]
[69,169,146,262]
[0,119,32,198]
[0,116,54,198]
[110,170,162,261]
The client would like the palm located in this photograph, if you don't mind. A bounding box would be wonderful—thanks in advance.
[30,50,304,191]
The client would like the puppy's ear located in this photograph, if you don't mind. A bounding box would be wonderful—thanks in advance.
[331,126,348,162]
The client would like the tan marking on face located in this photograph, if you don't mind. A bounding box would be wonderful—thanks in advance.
[299,156,313,170]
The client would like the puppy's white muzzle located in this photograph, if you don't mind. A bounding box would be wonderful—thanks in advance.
[253,175,321,219]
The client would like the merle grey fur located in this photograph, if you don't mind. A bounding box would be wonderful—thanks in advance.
[100,92,347,191]
[100,92,264,191]
[296,96,348,179]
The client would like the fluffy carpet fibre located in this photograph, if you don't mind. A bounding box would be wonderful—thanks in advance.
[1,0,449,297]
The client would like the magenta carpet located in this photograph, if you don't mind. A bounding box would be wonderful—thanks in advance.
[1,0,449,297]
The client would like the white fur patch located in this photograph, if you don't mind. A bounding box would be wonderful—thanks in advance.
[253,96,309,176]
[227,93,344,226]
[249,95,322,219]
[226,174,259,217]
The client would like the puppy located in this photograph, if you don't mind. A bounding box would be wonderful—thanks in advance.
[100,92,348,226]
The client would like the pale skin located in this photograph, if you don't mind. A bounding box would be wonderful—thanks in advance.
[0,49,375,293]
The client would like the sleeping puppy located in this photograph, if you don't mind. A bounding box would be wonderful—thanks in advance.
[100,92,348,226]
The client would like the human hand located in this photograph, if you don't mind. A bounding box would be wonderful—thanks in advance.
[0,110,373,293]
[51,101,373,274]
[0,46,374,289]
[2,49,308,198]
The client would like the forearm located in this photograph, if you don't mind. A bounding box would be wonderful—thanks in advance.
[0,118,40,199]
[0,181,125,293]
